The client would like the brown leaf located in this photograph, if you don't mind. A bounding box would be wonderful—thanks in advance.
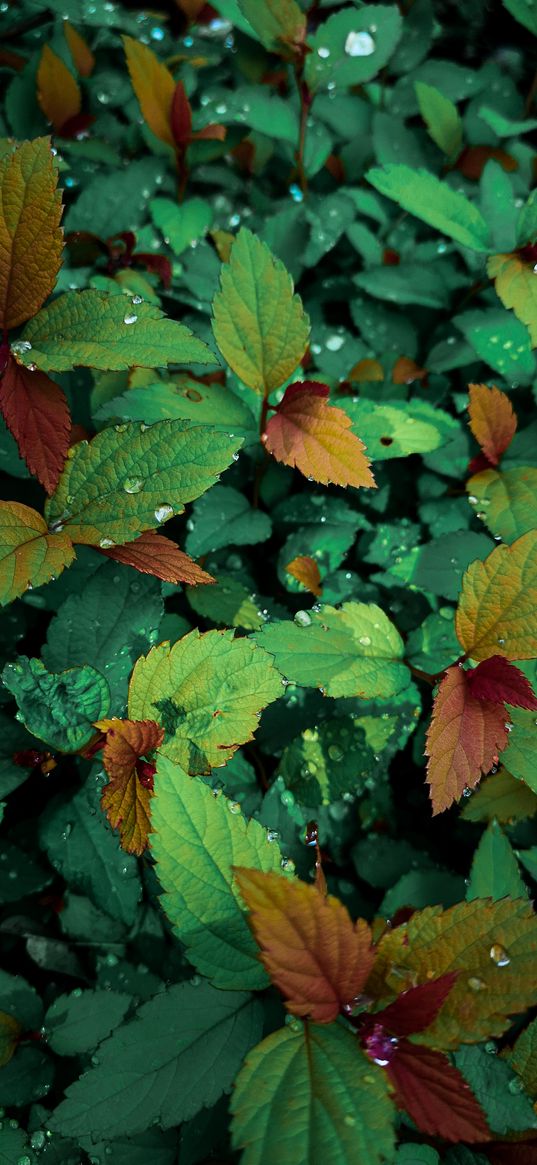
[468,383,517,466]
[95,718,164,855]
[98,531,214,585]
[263,381,376,489]
[285,555,322,597]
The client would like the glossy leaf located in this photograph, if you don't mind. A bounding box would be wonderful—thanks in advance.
[305,6,403,92]
[466,656,537,709]
[455,531,537,661]
[367,164,491,251]
[466,819,527,900]
[0,138,63,330]
[467,466,537,543]
[388,1041,489,1142]
[0,501,74,605]
[0,353,70,493]
[263,381,376,489]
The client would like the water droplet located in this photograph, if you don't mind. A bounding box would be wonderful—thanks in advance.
[266,829,280,842]
[294,610,312,627]
[345,29,375,56]
[154,504,174,523]
[317,45,330,58]
[228,800,241,814]
[490,942,510,966]
[114,423,128,433]
[30,1131,46,1150]
[280,857,295,872]
[508,1076,524,1093]
[468,976,486,991]
[11,340,32,356]
[123,312,138,325]
[343,1114,356,1127]
[326,333,345,351]
[497,637,506,645]
[289,183,304,203]
[328,744,343,761]
[123,477,144,494]
[358,635,371,647]
[131,294,143,305]
[99,537,116,548]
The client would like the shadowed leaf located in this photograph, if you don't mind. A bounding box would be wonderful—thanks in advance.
[0,353,70,493]
[0,138,63,330]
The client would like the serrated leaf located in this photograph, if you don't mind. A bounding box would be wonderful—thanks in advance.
[466,656,537,708]
[455,1044,536,1134]
[426,666,510,814]
[185,484,271,557]
[0,501,75,605]
[367,164,491,251]
[512,1016,537,1096]
[461,766,537,823]
[415,81,462,158]
[231,1022,395,1165]
[97,377,256,438]
[123,35,175,147]
[151,757,286,987]
[212,228,310,395]
[0,137,63,330]
[129,629,282,773]
[366,897,537,1048]
[469,468,537,549]
[50,982,262,1139]
[305,6,403,92]
[235,868,374,1021]
[45,420,241,546]
[186,576,265,631]
[466,819,527,900]
[488,252,537,346]
[238,0,305,54]
[2,656,110,753]
[37,45,81,132]
[0,353,70,493]
[44,989,131,1056]
[276,716,380,806]
[95,717,164,855]
[467,383,517,466]
[455,531,537,661]
[256,602,410,700]
[100,531,214,585]
[263,381,375,489]
[19,290,214,372]
[388,1041,489,1142]
[340,397,458,461]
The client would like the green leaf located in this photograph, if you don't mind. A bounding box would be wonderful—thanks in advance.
[0,1045,54,1108]
[488,252,537,347]
[45,420,242,547]
[18,290,214,372]
[467,467,537,544]
[395,1149,440,1165]
[42,563,163,712]
[0,1124,36,1165]
[51,982,262,1140]
[64,158,165,237]
[466,820,527,900]
[512,1015,537,1096]
[384,531,493,601]
[478,105,537,138]
[340,398,458,460]
[255,603,410,699]
[186,576,266,631]
[185,485,271,557]
[231,1022,395,1165]
[152,756,286,988]
[354,262,455,308]
[275,716,380,806]
[502,0,537,35]
[0,840,51,903]
[97,378,256,439]
[238,0,305,53]
[45,990,131,1056]
[305,6,403,92]
[39,776,141,926]
[406,608,461,675]
[517,188,537,245]
[455,307,535,384]
[479,161,517,254]
[1,657,110,752]
[212,228,310,395]
[454,1045,537,1134]
[0,968,42,1030]
[366,164,491,251]
[150,196,213,256]
[415,81,462,158]
[128,629,283,773]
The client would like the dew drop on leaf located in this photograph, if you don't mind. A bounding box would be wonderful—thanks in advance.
[490,942,510,966]
[154,504,174,523]
[344,30,375,56]
[294,610,312,627]
[468,976,486,991]
[123,312,138,325]
[123,477,144,494]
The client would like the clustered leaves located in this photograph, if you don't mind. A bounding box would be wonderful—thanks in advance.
[1,0,537,1163]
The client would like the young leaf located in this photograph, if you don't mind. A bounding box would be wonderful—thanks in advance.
[366,164,491,252]
[285,555,322,597]
[370,973,458,1037]
[151,756,287,988]
[466,656,537,709]
[51,982,262,1140]
[387,1042,489,1142]
[128,630,282,773]
[238,0,306,54]
[0,353,70,493]
[18,290,214,372]
[415,82,463,159]
[0,138,63,330]
[95,718,164,855]
[425,665,510,814]
[466,819,527,900]
[99,531,214,585]
[235,867,374,1022]
[467,467,537,543]
[0,501,75,605]
[37,45,81,133]
[63,21,95,76]
[231,1022,395,1165]
[2,657,110,753]
[45,420,242,546]
[256,602,410,700]
[212,228,310,395]
[367,897,537,1049]
[122,36,175,147]
[263,381,376,489]
[488,252,537,345]
[455,531,537,661]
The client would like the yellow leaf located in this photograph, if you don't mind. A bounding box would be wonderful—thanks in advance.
[455,531,537,661]
[285,555,322,597]
[488,252,537,346]
[63,21,95,77]
[122,35,175,148]
[212,228,310,395]
[0,138,63,330]
[263,381,376,489]
[37,45,81,131]
[0,501,75,606]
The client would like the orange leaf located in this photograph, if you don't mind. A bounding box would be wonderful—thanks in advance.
[123,36,175,148]
[263,381,376,489]
[175,0,206,17]
[63,21,95,77]
[347,358,384,383]
[95,717,164,855]
[455,531,537,662]
[457,145,517,180]
[425,665,510,814]
[392,356,428,385]
[0,138,63,331]
[0,353,71,493]
[468,383,517,467]
[98,530,214,585]
[234,867,375,1022]
[285,555,322,597]
[37,45,81,133]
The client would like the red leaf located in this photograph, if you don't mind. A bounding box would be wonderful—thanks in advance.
[191,123,227,142]
[467,657,537,710]
[468,384,517,467]
[170,81,192,147]
[372,972,458,1037]
[263,380,376,489]
[457,145,517,180]
[133,252,172,288]
[0,354,71,494]
[425,665,511,814]
[487,1146,537,1164]
[387,1040,490,1142]
[98,530,214,585]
